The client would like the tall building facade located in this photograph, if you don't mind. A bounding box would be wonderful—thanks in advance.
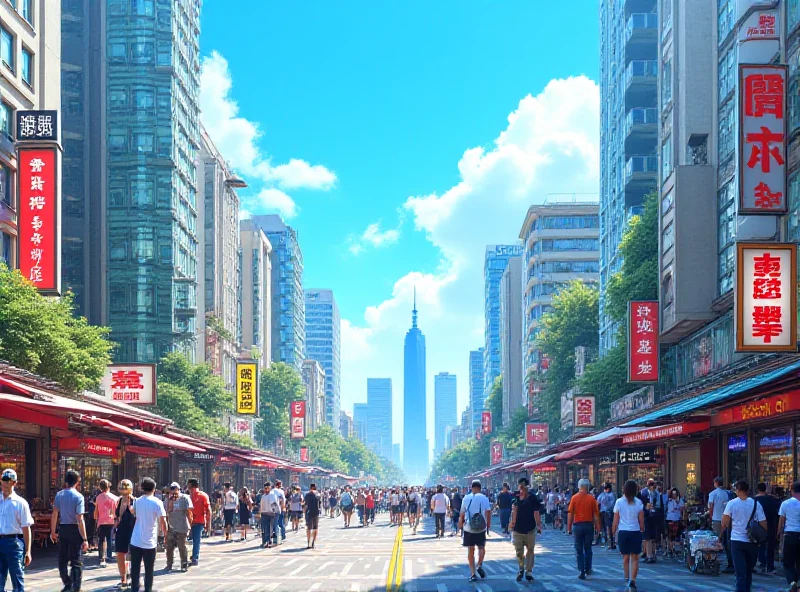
[599,0,658,354]
[367,378,392,460]
[304,289,341,431]
[251,215,305,374]
[391,443,401,468]
[499,255,523,427]
[196,126,242,390]
[302,359,325,432]
[433,372,457,457]
[403,295,428,483]
[469,348,484,432]
[518,201,600,415]
[1,0,61,268]
[239,220,272,370]
[484,245,523,407]
[339,410,353,439]
[353,403,368,443]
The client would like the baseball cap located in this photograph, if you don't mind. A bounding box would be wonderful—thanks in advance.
[1,469,17,481]
[169,482,180,490]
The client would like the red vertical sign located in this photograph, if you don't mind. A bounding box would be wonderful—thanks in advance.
[628,300,659,382]
[17,148,59,294]
[490,441,503,465]
[525,423,549,445]
[481,411,492,434]
[290,400,306,439]
[299,447,309,463]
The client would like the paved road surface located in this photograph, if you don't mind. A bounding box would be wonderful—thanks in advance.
[22,512,789,591]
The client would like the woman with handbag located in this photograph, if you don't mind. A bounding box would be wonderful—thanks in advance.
[722,480,768,592]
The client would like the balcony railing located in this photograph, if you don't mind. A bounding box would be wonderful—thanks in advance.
[625,60,658,90]
[625,156,658,184]
[625,108,658,133]
[625,13,658,43]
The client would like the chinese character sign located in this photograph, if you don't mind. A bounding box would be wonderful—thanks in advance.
[235,362,259,415]
[736,243,797,351]
[290,400,306,439]
[300,447,310,463]
[15,110,59,142]
[627,300,659,382]
[525,423,549,445]
[574,395,596,428]
[743,11,779,39]
[739,65,788,214]
[17,148,60,294]
[490,441,504,465]
[481,411,492,434]
[100,364,156,405]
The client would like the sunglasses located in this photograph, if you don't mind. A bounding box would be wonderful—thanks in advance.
[1,477,12,482]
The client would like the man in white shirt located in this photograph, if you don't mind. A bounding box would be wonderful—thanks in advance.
[778,480,800,590]
[708,476,734,572]
[431,485,451,539]
[0,468,33,592]
[722,480,766,592]
[259,482,280,549]
[222,483,238,542]
[273,480,287,543]
[129,478,167,592]
[459,480,492,583]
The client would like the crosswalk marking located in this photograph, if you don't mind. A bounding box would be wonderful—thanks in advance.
[289,564,306,576]
[340,561,354,575]
[308,583,322,591]
[349,584,360,592]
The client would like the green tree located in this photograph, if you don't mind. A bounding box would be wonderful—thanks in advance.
[0,266,114,392]
[300,425,348,473]
[154,382,221,436]
[157,352,230,417]
[255,362,305,449]
[485,376,503,432]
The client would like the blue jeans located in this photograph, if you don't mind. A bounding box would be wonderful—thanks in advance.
[572,522,594,573]
[0,536,25,592]
[261,514,275,546]
[273,513,285,540]
[190,524,204,562]
[499,508,512,532]
[731,540,758,592]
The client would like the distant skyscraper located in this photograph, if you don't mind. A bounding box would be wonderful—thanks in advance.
[469,349,485,432]
[367,378,392,460]
[339,410,354,439]
[304,289,341,430]
[302,360,326,432]
[434,373,457,457]
[392,443,402,468]
[239,221,273,371]
[484,245,523,406]
[499,255,523,427]
[353,403,368,443]
[403,291,428,483]
[251,215,305,374]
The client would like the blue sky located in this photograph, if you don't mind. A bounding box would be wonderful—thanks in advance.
[200,1,601,458]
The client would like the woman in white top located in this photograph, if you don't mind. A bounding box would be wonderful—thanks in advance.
[612,479,644,591]
[431,485,451,539]
[722,480,767,592]
[778,480,800,590]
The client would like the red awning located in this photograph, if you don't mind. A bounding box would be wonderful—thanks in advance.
[554,442,604,461]
[74,415,205,453]
[0,390,128,419]
[621,421,711,445]
[523,454,555,468]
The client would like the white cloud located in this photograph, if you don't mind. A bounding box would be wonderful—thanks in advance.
[340,76,600,467]
[347,221,401,255]
[257,188,298,219]
[199,51,337,217]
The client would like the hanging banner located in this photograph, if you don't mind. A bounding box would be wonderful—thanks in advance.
[738,64,788,214]
[481,411,492,434]
[290,400,306,439]
[17,147,60,294]
[628,301,659,382]
[735,243,797,351]
[100,364,157,405]
[525,423,549,446]
[490,441,504,465]
[300,447,310,463]
[235,361,259,415]
[574,395,596,428]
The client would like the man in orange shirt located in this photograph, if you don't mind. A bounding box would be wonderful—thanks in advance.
[567,479,601,581]
[187,478,211,567]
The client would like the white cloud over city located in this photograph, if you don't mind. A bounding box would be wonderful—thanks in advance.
[199,51,337,218]
[347,221,402,256]
[340,76,601,457]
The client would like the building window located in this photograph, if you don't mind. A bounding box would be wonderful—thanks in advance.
[133,228,154,261]
[718,0,735,43]
[0,102,11,138]
[109,133,127,153]
[788,172,800,242]
[661,135,673,183]
[718,101,735,163]
[110,238,128,262]
[718,47,735,104]
[131,42,154,64]
[110,285,127,312]
[131,180,154,207]
[662,223,674,255]
[717,180,736,295]
[19,0,32,23]
[1,26,13,72]
[134,285,154,314]
[109,88,128,108]
[108,42,126,62]
[134,133,153,153]
[0,163,10,208]
[1,232,11,267]
[133,89,154,109]
[131,0,155,16]
[661,58,672,107]
[661,188,674,215]
[21,47,32,87]
[790,0,800,33]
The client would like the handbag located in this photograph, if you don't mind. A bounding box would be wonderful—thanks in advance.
[747,499,768,545]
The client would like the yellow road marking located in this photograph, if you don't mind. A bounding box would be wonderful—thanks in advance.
[386,525,404,591]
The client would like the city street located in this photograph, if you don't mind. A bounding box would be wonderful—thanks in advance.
[21,512,789,592]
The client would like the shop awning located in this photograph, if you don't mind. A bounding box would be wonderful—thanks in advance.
[573,426,642,444]
[523,454,555,468]
[0,391,128,420]
[621,420,711,445]
[625,359,800,426]
[74,415,205,453]
[554,442,607,461]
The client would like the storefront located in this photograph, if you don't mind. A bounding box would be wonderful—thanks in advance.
[595,454,617,491]
[213,456,238,492]
[242,466,272,493]
[56,436,122,497]
[177,451,216,492]
[529,464,558,489]
[616,446,665,488]
[0,435,35,499]
[128,446,169,495]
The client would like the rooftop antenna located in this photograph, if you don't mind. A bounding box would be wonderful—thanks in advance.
[412,286,418,328]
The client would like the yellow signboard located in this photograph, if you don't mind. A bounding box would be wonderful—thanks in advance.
[235,362,258,415]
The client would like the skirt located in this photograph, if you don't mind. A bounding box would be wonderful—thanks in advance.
[239,508,252,524]
[114,527,133,554]
[618,530,643,555]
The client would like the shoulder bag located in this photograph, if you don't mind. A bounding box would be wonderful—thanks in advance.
[747,499,768,545]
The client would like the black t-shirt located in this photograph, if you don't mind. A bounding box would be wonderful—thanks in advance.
[305,492,320,516]
[451,493,462,511]
[497,491,514,510]
[513,493,542,534]
[756,495,780,532]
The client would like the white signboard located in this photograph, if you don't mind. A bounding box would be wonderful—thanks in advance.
[100,364,157,405]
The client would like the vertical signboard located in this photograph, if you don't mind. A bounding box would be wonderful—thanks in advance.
[735,243,797,351]
[300,447,310,463]
[100,364,157,405]
[738,64,788,214]
[628,300,660,382]
[290,400,307,439]
[574,395,596,428]
[235,361,259,415]
[481,411,492,434]
[525,423,549,446]
[17,147,60,294]
[490,441,504,465]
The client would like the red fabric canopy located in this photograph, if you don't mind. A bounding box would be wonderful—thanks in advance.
[554,442,603,461]
[0,389,128,419]
[75,415,205,453]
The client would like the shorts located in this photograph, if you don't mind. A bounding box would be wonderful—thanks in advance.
[463,530,487,548]
[601,510,614,529]
[644,515,664,540]
[223,509,236,527]
[618,530,643,555]
[290,510,302,520]
[666,520,682,540]
[306,513,319,530]
[391,505,400,514]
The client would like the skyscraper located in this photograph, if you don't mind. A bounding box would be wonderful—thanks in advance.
[367,378,392,460]
[469,349,484,432]
[353,403,369,443]
[302,359,326,432]
[304,289,341,431]
[499,256,523,427]
[239,221,272,371]
[434,372,457,457]
[251,215,305,374]
[392,443,402,468]
[484,245,523,406]
[403,291,428,483]
[339,410,354,439]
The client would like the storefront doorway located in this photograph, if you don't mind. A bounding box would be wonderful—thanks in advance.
[670,445,701,505]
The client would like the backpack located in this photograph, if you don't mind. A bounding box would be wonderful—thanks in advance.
[466,496,487,532]
[341,493,353,509]
[408,494,418,514]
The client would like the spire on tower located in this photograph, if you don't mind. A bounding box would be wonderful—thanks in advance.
[412,286,418,328]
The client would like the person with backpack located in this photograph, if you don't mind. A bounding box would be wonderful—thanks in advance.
[450,487,463,536]
[722,480,767,592]
[407,487,423,535]
[340,487,355,528]
[638,479,665,563]
[458,480,492,583]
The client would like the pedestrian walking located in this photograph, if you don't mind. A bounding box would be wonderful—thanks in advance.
[613,479,645,591]
[113,480,136,589]
[128,478,167,592]
[458,480,492,583]
[289,487,303,533]
[431,485,450,538]
[187,478,211,566]
[390,489,400,526]
[304,484,321,549]
[221,483,237,542]
[355,489,367,527]
[340,487,354,528]
[545,488,560,529]
[665,487,685,556]
[509,477,542,583]
[365,489,375,525]
[496,483,513,535]
[0,468,33,592]
[708,476,734,573]
[51,469,89,592]
[755,482,779,574]
[597,483,616,549]
[92,479,117,568]
[259,482,279,549]
[237,488,253,542]
[723,480,767,592]
[273,481,286,542]
[164,483,192,572]
[567,478,600,581]
[450,488,463,536]
[639,479,665,563]
[778,480,800,591]
[407,487,422,535]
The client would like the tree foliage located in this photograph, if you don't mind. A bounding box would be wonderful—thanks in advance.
[157,352,230,417]
[486,376,503,429]
[255,362,305,449]
[0,266,114,392]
